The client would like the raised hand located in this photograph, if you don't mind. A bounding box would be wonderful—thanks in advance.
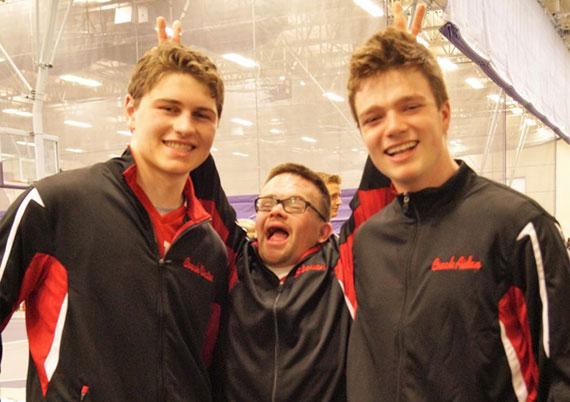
[156,16,182,44]
[392,1,426,37]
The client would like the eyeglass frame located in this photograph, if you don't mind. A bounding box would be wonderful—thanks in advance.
[254,195,328,222]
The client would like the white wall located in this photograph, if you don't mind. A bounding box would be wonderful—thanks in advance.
[556,139,570,236]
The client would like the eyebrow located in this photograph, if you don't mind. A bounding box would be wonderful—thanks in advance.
[154,98,217,115]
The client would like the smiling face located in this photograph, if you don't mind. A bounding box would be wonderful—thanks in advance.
[126,72,218,184]
[256,173,332,268]
[355,68,458,193]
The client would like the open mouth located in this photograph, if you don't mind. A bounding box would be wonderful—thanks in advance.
[163,140,196,152]
[266,225,290,241]
[385,140,418,156]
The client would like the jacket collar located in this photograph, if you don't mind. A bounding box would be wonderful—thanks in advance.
[396,160,475,218]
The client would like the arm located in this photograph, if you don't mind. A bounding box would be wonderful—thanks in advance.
[335,157,395,317]
[190,155,247,286]
[509,215,570,399]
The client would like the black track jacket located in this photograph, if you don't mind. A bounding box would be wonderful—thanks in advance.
[0,149,228,401]
[347,161,570,402]
[190,156,394,402]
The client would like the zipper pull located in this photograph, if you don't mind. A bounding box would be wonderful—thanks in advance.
[403,193,410,214]
[80,385,89,401]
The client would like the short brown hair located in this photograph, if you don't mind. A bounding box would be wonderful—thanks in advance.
[316,172,342,186]
[266,163,331,221]
[127,42,224,118]
[347,27,448,124]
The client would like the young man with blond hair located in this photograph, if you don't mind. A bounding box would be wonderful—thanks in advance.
[346,24,570,402]
[317,172,343,219]
[0,42,228,401]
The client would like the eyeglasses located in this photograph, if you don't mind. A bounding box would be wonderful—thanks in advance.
[254,195,328,221]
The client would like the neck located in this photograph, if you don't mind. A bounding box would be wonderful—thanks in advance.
[135,163,187,210]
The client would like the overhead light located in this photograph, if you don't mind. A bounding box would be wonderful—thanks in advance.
[65,148,85,153]
[353,0,384,17]
[117,130,132,136]
[59,74,102,88]
[301,136,317,143]
[300,80,306,86]
[64,120,92,128]
[232,151,249,158]
[231,117,253,127]
[486,94,501,103]
[222,53,259,68]
[1,153,15,160]
[323,92,344,102]
[351,148,360,152]
[3,108,32,117]
[510,107,523,115]
[114,5,132,24]
[211,146,219,152]
[269,128,282,134]
[279,76,286,81]
[437,57,457,71]
[524,118,536,126]
[16,141,35,147]
[465,77,484,89]
[416,35,429,48]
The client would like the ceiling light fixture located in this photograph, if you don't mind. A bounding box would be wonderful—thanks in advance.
[2,108,32,117]
[59,74,102,87]
[64,120,93,128]
[232,151,249,158]
[301,136,317,143]
[16,141,35,147]
[117,130,132,136]
[323,92,344,102]
[510,107,523,115]
[437,57,458,71]
[416,35,429,48]
[486,94,501,103]
[222,53,259,68]
[231,117,253,127]
[65,148,85,153]
[465,77,484,89]
[353,0,384,17]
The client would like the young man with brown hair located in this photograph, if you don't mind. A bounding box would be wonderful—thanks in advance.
[317,172,343,219]
[346,25,570,402]
[0,42,228,401]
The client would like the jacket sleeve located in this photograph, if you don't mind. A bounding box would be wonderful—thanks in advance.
[190,155,246,287]
[335,157,395,317]
[0,187,54,340]
[509,214,570,400]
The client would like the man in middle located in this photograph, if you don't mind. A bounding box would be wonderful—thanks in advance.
[191,158,392,401]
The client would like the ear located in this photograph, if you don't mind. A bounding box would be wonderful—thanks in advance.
[317,222,334,243]
[440,100,451,135]
[124,94,136,132]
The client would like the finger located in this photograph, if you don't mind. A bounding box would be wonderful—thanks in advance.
[410,3,427,37]
[172,20,182,44]
[392,2,406,31]
[156,16,168,44]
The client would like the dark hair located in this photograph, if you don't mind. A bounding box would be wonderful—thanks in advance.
[348,26,448,124]
[128,42,224,118]
[266,163,331,220]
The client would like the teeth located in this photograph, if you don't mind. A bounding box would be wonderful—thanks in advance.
[386,141,417,156]
[164,141,194,151]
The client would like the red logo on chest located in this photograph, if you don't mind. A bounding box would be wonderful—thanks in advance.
[294,264,327,278]
[183,257,214,282]
[431,255,482,271]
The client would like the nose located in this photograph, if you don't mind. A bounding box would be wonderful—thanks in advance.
[268,202,287,218]
[173,113,197,136]
[384,110,406,137]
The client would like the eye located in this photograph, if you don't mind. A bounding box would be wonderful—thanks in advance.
[362,114,383,126]
[159,105,178,113]
[403,103,422,112]
[194,111,214,122]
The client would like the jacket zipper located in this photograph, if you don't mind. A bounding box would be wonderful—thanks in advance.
[271,283,284,402]
[396,193,417,401]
